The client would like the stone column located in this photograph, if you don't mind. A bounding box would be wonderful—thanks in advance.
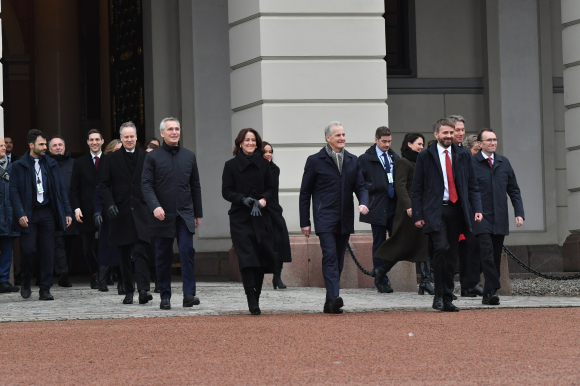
[562,1,580,271]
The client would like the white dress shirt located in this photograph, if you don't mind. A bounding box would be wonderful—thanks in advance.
[481,151,495,166]
[437,143,452,201]
[34,159,44,203]
[92,152,102,164]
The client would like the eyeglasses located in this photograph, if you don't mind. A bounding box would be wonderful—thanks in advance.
[481,139,498,143]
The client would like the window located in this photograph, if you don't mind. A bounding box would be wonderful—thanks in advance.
[384,0,415,76]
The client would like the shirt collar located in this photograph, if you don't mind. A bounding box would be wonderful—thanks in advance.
[92,152,102,159]
[437,143,450,154]
[125,148,135,153]
[375,145,388,158]
[481,152,494,160]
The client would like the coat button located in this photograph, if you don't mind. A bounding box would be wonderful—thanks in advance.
[131,207,134,210]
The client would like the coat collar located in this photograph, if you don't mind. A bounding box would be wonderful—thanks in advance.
[317,146,353,168]
[235,150,263,172]
[114,146,141,180]
[475,150,503,170]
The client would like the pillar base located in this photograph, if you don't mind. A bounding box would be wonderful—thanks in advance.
[562,234,580,272]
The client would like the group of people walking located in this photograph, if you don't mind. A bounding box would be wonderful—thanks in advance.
[0,114,524,315]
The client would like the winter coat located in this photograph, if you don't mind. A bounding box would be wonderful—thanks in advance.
[268,162,292,263]
[299,147,368,235]
[49,151,78,236]
[222,151,275,272]
[99,147,151,246]
[141,142,203,238]
[411,142,482,234]
[9,153,73,233]
[93,186,119,266]
[358,145,400,225]
[0,166,19,237]
[69,153,106,232]
[472,151,524,236]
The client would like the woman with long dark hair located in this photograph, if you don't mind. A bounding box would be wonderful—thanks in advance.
[262,142,292,289]
[372,133,434,295]
[222,129,276,315]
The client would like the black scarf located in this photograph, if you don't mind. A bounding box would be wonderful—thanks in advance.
[47,150,71,163]
[162,141,180,155]
[242,150,258,159]
[402,149,419,163]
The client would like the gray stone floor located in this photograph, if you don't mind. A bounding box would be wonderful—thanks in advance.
[2,278,580,322]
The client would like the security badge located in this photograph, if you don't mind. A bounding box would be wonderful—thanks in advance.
[36,178,44,194]
[387,173,394,184]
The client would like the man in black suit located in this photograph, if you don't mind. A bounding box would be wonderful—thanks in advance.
[9,130,73,300]
[70,129,104,289]
[411,118,482,312]
[448,115,484,298]
[358,126,399,293]
[472,128,524,305]
[299,121,369,314]
[4,136,16,164]
[100,121,153,305]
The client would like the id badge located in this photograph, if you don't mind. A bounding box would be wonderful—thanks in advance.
[387,173,394,184]
[36,182,44,194]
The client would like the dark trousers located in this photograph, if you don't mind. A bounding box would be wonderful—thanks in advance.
[371,199,396,276]
[319,232,350,302]
[477,233,504,294]
[80,231,99,275]
[459,230,481,288]
[118,240,150,293]
[155,216,196,300]
[0,237,15,283]
[54,235,74,275]
[428,203,463,302]
[240,267,265,295]
[20,206,55,290]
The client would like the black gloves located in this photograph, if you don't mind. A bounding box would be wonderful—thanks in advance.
[242,197,262,217]
[93,213,103,228]
[107,205,119,219]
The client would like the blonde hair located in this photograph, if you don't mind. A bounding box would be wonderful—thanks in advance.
[104,139,121,155]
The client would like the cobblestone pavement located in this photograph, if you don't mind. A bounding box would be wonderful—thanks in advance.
[2,278,580,322]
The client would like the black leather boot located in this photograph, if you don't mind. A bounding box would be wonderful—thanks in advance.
[371,261,393,292]
[418,261,435,295]
[272,260,287,289]
[246,289,261,315]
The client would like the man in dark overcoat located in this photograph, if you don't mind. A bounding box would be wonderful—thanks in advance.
[9,130,72,300]
[69,129,105,289]
[472,128,524,305]
[100,122,152,305]
[411,118,482,312]
[358,126,399,293]
[48,136,77,287]
[299,122,369,314]
[142,117,203,310]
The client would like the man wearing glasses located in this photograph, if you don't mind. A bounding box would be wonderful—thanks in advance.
[471,128,524,305]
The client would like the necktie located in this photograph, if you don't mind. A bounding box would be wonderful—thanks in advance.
[94,156,99,170]
[382,153,394,198]
[487,157,493,169]
[444,150,458,203]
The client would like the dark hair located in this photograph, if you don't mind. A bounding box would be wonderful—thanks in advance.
[427,140,435,147]
[233,128,264,156]
[262,141,273,152]
[49,135,66,147]
[87,129,103,140]
[143,137,160,150]
[433,118,455,133]
[400,133,425,153]
[375,126,391,139]
[27,130,47,145]
[477,128,494,141]
[147,142,159,150]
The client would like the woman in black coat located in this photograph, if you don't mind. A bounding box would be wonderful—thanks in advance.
[263,142,292,289]
[373,133,434,295]
[222,129,276,315]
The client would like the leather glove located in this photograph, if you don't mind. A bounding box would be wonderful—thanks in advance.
[107,205,119,219]
[250,200,262,217]
[93,213,103,228]
[242,197,254,207]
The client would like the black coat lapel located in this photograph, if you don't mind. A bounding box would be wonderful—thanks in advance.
[115,150,132,179]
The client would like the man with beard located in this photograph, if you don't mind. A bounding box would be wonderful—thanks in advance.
[411,119,482,312]
[9,130,72,300]
[100,121,153,305]
[0,138,20,293]
[48,136,77,287]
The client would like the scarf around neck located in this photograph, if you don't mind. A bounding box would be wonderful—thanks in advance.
[325,144,345,175]
[402,149,419,163]
[0,156,9,181]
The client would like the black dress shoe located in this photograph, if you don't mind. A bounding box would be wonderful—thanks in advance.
[464,284,484,297]
[460,288,476,297]
[452,294,458,300]
[183,294,200,307]
[443,300,459,312]
[138,290,153,304]
[378,283,394,294]
[117,283,126,295]
[160,298,171,310]
[432,295,443,310]
[21,282,32,299]
[98,281,109,292]
[482,290,500,305]
[330,297,344,314]
[90,274,99,289]
[58,272,72,287]
[39,289,54,301]
[0,282,20,293]
[123,293,134,304]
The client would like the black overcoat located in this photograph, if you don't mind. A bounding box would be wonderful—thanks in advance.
[472,151,524,236]
[93,186,119,266]
[299,148,368,235]
[99,147,150,246]
[49,151,78,236]
[70,153,105,232]
[141,143,203,238]
[222,151,275,272]
[358,145,400,225]
[268,162,292,263]
[411,142,482,234]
